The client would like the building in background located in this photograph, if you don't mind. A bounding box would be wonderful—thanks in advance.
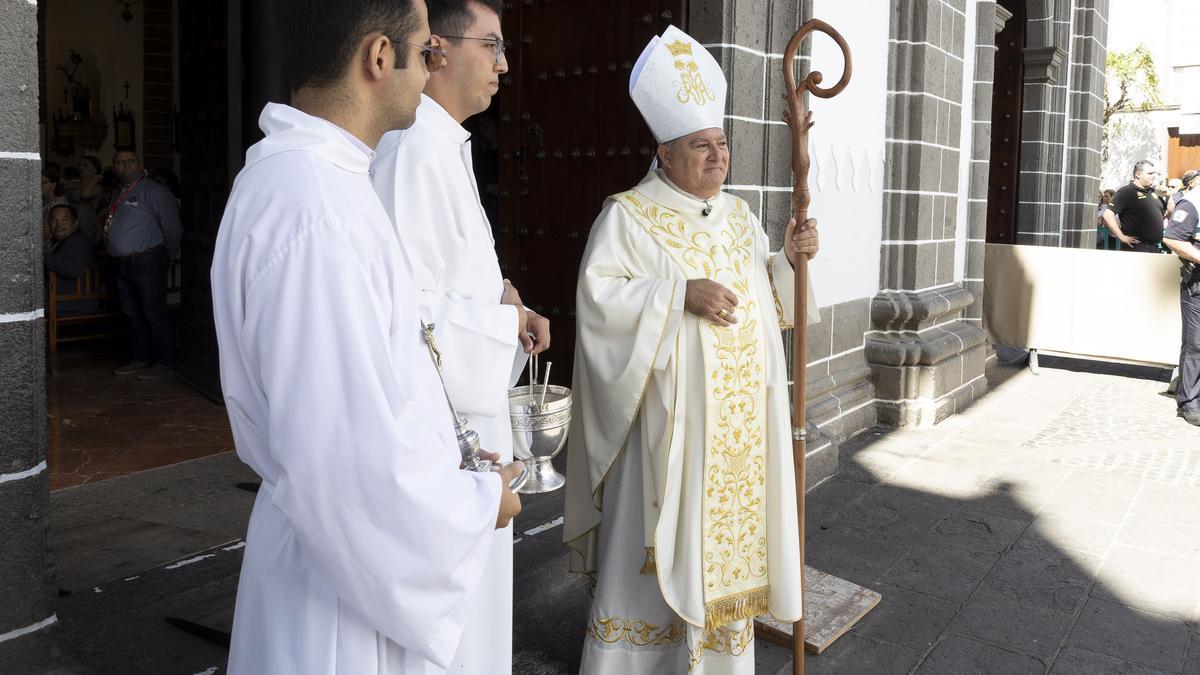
[0,1,1111,665]
[1103,0,1200,188]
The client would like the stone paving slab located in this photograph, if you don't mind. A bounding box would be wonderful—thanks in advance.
[915,635,1046,674]
[1049,646,1173,675]
[801,355,1200,674]
[1065,597,1192,673]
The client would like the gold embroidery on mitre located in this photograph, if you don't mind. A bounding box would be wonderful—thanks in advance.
[665,39,693,57]
[662,39,716,106]
[615,191,770,629]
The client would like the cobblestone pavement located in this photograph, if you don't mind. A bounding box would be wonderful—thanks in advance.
[51,353,1200,674]
[797,353,1200,674]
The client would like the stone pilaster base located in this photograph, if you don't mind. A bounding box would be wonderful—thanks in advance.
[787,297,880,490]
[801,361,876,490]
[867,286,989,427]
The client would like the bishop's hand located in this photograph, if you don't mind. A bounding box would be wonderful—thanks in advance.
[785,217,820,268]
[685,278,739,327]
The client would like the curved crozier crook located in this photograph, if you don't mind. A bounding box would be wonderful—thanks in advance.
[782,19,853,100]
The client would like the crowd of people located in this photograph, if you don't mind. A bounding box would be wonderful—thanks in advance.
[41,150,182,379]
[1095,159,1200,253]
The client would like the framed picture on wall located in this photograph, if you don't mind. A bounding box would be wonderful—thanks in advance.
[113,104,136,150]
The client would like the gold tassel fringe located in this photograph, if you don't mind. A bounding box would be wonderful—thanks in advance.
[639,546,657,575]
[704,586,770,629]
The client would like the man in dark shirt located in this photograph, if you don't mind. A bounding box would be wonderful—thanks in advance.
[44,204,99,315]
[1103,159,1166,253]
[1163,187,1200,426]
[105,149,182,379]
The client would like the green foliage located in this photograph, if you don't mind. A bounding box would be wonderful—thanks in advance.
[1104,44,1162,125]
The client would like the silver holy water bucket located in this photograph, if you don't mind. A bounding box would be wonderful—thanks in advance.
[508,384,572,494]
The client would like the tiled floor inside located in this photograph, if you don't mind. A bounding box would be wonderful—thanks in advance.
[46,355,234,491]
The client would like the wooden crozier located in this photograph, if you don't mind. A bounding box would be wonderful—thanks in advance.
[752,19,880,673]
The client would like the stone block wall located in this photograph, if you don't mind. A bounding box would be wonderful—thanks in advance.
[0,2,58,671]
[964,3,1004,330]
[1015,0,1108,247]
[869,0,989,427]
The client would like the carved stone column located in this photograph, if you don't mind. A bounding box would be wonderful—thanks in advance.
[0,2,59,671]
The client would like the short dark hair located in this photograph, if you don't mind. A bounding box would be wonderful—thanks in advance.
[1132,160,1155,177]
[277,0,422,93]
[81,155,102,174]
[427,0,503,38]
[49,203,78,221]
[113,148,140,161]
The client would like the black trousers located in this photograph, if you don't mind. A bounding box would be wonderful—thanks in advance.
[117,248,173,365]
[1178,278,1200,412]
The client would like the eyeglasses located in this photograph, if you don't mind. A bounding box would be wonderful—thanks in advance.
[395,38,447,73]
[440,35,507,65]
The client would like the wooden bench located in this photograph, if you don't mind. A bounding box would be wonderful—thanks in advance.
[47,256,120,372]
[47,255,185,372]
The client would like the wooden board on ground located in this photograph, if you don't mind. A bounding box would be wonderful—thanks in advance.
[755,566,881,654]
[53,516,238,593]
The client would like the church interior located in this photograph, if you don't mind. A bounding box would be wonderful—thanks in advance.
[38,0,236,489]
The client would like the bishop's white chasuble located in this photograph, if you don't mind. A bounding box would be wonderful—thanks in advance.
[373,95,526,674]
[565,170,818,674]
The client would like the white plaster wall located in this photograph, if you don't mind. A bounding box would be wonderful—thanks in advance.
[953,0,978,283]
[1103,109,1169,189]
[806,0,887,307]
[43,0,145,166]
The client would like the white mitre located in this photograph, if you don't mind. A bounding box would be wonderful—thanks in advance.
[630,25,727,143]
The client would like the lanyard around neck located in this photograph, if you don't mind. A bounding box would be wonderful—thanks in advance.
[106,175,145,222]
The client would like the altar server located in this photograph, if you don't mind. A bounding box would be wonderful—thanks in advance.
[563,26,820,674]
[211,2,522,673]
[372,2,550,670]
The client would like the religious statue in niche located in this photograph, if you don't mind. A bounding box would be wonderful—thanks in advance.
[50,51,107,156]
[56,50,93,121]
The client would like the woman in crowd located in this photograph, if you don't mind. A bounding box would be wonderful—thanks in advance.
[65,155,106,241]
